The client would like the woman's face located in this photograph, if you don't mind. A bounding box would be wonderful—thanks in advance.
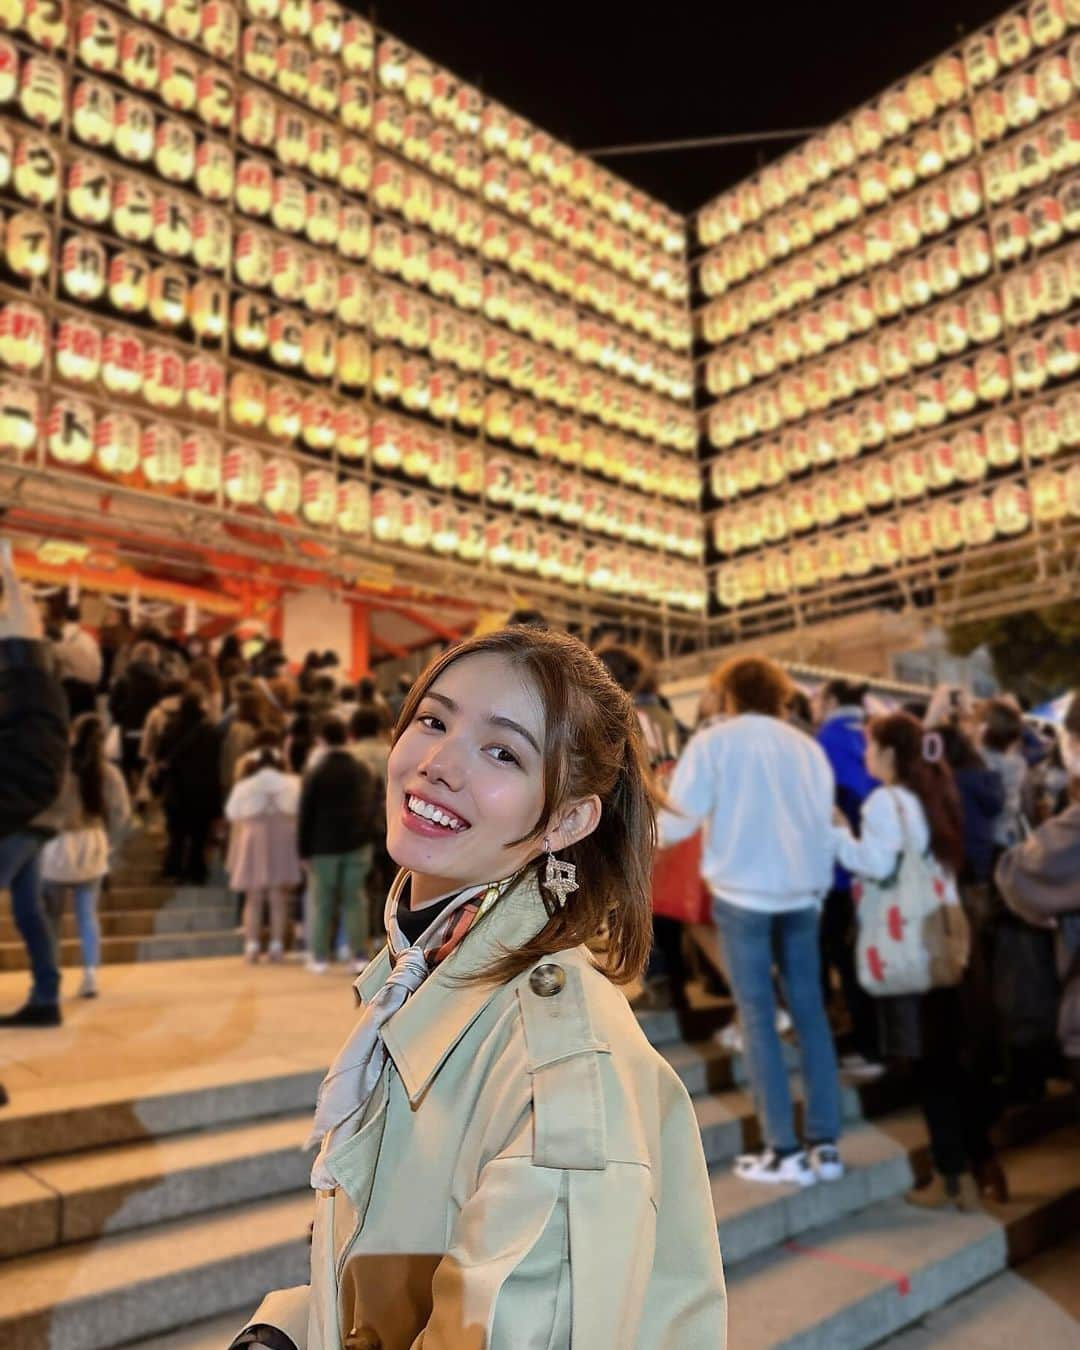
[386,652,551,902]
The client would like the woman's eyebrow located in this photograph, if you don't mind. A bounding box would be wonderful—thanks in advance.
[425,692,541,756]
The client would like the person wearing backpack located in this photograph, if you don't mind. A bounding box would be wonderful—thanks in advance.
[831,712,1001,1212]
[298,717,378,974]
[40,714,131,998]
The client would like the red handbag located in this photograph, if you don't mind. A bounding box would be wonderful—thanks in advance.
[651,833,712,925]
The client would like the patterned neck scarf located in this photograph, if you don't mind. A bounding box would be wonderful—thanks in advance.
[306,868,516,1190]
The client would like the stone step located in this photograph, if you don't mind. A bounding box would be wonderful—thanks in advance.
[0,1192,312,1350]
[0,931,244,972]
[23,884,230,914]
[725,1122,1080,1350]
[0,905,237,944]
[879,1267,1079,1348]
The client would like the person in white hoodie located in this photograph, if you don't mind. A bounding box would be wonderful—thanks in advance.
[659,655,843,1188]
[225,732,302,963]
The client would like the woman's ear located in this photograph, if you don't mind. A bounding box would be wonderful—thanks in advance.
[546,795,602,852]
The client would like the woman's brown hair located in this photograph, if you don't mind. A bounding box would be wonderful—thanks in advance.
[187,657,221,697]
[393,628,659,985]
[869,713,965,875]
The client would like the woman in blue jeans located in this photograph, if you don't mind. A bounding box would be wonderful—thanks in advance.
[660,655,844,1186]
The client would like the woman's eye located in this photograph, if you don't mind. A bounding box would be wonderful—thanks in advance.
[417,713,445,731]
[487,745,520,766]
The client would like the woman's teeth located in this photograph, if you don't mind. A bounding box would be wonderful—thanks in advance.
[406,795,467,831]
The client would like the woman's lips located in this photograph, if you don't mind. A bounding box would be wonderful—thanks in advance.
[399,795,470,839]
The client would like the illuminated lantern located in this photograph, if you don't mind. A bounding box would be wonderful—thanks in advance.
[1027,194,1064,250]
[25,0,69,50]
[1029,0,1067,46]
[262,456,301,516]
[1060,389,1080,447]
[927,437,955,489]
[996,11,1032,68]
[265,243,300,303]
[202,1,239,59]
[164,0,202,40]
[13,134,59,206]
[4,211,49,282]
[300,322,334,380]
[928,501,961,553]
[228,370,266,427]
[338,139,372,198]
[305,189,340,248]
[952,429,988,483]
[899,509,932,560]
[158,51,197,113]
[94,410,139,476]
[342,15,373,72]
[372,487,404,543]
[191,207,230,274]
[1032,470,1068,522]
[0,380,39,457]
[54,317,101,385]
[114,96,155,163]
[189,278,227,340]
[335,405,368,461]
[985,145,1022,205]
[1011,337,1048,393]
[338,203,371,262]
[266,308,302,369]
[1021,404,1060,461]
[146,264,188,329]
[304,58,340,116]
[101,328,144,395]
[308,126,340,182]
[992,483,1030,536]
[69,80,114,151]
[143,345,186,410]
[185,354,224,417]
[152,196,193,259]
[337,479,369,536]
[180,431,220,495]
[232,294,270,353]
[48,397,95,466]
[941,360,976,416]
[233,227,272,289]
[155,119,196,184]
[119,28,159,94]
[239,89,275,150]
[141,421,183,486]
[373,95,406,149]
[266,381,300,439]
[242,24,278,80]
[128,0,164,19]
[301,255,337,314]
[223,445,263,504]
[197,69,234,131]
[276,108,311,169]
[1038,256,1072,315]
[195,141,235,203]
[78,7,120,69]
[886,144,917,195]
[59,232,105,303]
[276,40,310,99]
[1045,320,1080,379]
[236,158,273,217]
[1036,55,1072,110]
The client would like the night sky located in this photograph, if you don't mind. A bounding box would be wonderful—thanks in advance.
[374,0,1013,215]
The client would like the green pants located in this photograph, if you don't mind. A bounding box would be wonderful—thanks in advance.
[310,846,374,961]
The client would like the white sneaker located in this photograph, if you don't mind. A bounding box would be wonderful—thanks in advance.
[808,1143,845,1182]
[244,942,260,964]
[715,1021,744,1054]
[306,960,329,975]
[839,1052,886,1080]
[335,943,351,964]
[78,968,99,999]
[267,941,284,964]
[734,1148,817,1187]
[352,956,370,975]
[775,1007,793,1036]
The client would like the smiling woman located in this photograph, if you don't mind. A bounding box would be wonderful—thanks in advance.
[233,627,727,1350]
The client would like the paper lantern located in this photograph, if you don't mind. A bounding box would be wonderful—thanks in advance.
[236,158,272,218]
[119,27,160,94]
[259,382,295,441]
[305,189,340,248]
[190,141,232,205]
[299,387,335,453]
[61,232,106,302]
[992,483,1030,536]
[336,478,369,535]
[226,370,265,428]
[930,501,963,553]
[1060,389,1080,447]
[242,23,277,80]
[371,486,403,543]
[25,0,69,50]
[0,380,40,455]
[223,445,262,504]
[275,108,311,169]
[952,428,989,483]
[1021,405,1060,466]
[299,321,334,380]
[189,207,229,274]
[1036,54,1072,111]
[142,421,184,485]
[197,69,235,131]
[78,6,120,69]
[0,36,15,106]
[1011,337,1048,394]
[158,49,197,113]
[234,227,273,289]
[262,456,301,515]
[13,134,59,205]
[4,210,49,280]
[1045,321,1080,380]
[188,278,226,341]
[1031,469,1067,522]
[93,410,139,476]
[143,345,186,410]
[202,1,239,59]
[340,13,374,71]
[147,264,189,329]
[113,95,155,163]
[55,317,102,384]
[231,295,269,354]
[179,430,220,495]
[102,328,144,396]
[164,0,202,40]
[48,397,95,465]
[152,196,193,258]
[373,95,406,150]
[71,78,115,148]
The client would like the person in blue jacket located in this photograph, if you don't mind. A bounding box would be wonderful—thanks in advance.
[816,678,881,1076]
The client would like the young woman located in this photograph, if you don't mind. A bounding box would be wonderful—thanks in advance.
[225,732,302,963]
[41,714,130,998]
[158,690,222,884]
[234,628,726,1350]
[832,713,996,1211]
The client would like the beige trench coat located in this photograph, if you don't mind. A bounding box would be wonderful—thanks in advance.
[241,874,726,1349]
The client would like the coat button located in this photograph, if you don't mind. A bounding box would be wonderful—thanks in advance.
[345,1328,381,1350]
[530,963,565,997]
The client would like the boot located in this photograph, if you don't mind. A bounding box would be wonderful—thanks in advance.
[974,1156,1009,1204]
[0,1002,62,1027]
[905,1172,952,1209]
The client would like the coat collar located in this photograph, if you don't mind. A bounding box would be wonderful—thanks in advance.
[353,868,551,1105]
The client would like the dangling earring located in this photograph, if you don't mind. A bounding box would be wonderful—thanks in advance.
[542,836,578,908]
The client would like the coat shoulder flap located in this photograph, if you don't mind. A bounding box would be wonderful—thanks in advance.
[516,953,611,1173]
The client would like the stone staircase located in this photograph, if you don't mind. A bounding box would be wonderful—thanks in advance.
[0,832,243,972]
[0,998,1076,1350]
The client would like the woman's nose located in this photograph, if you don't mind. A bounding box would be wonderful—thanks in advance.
[418,739,465,790]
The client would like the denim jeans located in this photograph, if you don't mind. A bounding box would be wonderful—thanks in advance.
[44,880,102,968]
[0,831,60,1005]
[714,898,841,1154]
[309,846,374,961]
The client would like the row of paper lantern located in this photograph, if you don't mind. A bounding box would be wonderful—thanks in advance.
[9,156,689,389]
[699,51,1079,294]
[699,1,1077,244]
[0,306,698,502]
[0,115,692,355]
[706,309,1079,453]
[705,205,1078,396]
[710,395,1080,551]
[16,0,682,257]
[709,390,1080,507]
[715,473,1080,608]
[700,117,1079,342]
[35,9,684,297]
[701,122,1079,301]
[706,270,1078,439]
[0,214,695,448]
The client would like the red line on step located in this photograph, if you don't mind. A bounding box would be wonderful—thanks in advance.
[782,1241,911,1295]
